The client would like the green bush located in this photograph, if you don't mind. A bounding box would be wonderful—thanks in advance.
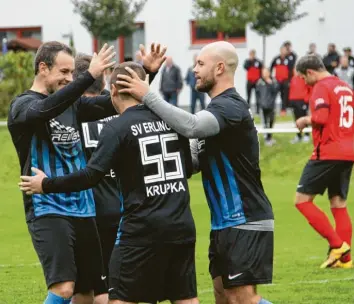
[0,51,34,118]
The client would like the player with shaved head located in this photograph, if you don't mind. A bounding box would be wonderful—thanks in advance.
[116,41,274,304]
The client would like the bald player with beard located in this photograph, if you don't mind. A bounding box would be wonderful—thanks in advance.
[116,41,274,304]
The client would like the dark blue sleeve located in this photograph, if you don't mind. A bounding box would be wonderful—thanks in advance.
[206,97,243,131]
[77,95,117,122]
[10,71,95,124]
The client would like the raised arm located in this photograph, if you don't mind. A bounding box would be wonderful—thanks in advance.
[142,92,220,138]
[10,44,116,125]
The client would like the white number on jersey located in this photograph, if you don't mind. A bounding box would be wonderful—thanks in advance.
[139,133,184,184]
[339,95,354,128]
[82,122,104,148]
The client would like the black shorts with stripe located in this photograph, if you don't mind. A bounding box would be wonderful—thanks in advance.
[209,226,274,289]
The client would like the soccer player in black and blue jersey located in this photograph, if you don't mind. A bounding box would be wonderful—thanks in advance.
[8,41,116,304]
[116,41,274,304]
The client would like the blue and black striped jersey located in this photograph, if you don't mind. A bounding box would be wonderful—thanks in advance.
[200,88,274,230]
[8,71,117,221]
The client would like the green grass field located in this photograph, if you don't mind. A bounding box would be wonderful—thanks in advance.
[0,128,353,304]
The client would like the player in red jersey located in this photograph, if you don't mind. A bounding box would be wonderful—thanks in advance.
[295,55,354,269]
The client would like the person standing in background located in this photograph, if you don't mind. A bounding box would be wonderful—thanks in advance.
[256,67,278,146]
[307,43,319,56]
[334,56,354,89]
[104,67,113,92]
[323,43,340,74]
[283,41,297,76]
[244,49,263,114]
[288,68,311,144]
[271,46,291,116]
[185,54,205,113]
[160,56,183,106]
[343,47,354,67]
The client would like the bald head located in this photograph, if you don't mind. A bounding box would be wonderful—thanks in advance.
[199,41,238,74]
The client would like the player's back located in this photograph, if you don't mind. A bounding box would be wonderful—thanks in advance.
[200,88,273,230]
[106,104,195,245]
[310,76,354,161]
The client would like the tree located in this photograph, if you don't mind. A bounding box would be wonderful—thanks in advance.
[0,51,34,117]
[193,0,261,34]
[251,0,307,62]
[193,0,307,62]
[72,0,147,42]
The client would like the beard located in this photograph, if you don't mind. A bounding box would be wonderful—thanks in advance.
[195,76,215,93]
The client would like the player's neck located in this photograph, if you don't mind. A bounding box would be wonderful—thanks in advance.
[117,99,139,114]
[317,71,332,81]
[30,77,49,95]
[209,79,234,99]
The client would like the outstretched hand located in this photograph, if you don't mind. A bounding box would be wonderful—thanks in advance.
[139,43,167,72]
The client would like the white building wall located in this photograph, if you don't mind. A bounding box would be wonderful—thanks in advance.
[1,0,354,106]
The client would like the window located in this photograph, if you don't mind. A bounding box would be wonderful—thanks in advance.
[190,21,246,45]
[93,23,145,63]
[0,27,42,41]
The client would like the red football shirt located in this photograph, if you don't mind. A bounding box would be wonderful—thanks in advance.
[310,76,354,161]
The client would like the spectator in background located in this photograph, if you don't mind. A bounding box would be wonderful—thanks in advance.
[271,46,291,116]
[288,68,311,144]
[185,53,205,113]
[104,67,113,91]
[256,67,278,146]
[243,49,263,114]
[160,56,183,106]
[283,41,297,75]
[307,43,319,56]
[334,56,354,89]
[343,47,354,67]
[323,43,340,74]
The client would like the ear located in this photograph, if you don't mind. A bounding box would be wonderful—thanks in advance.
[111,84,118,96]
[38,62,49,75]
[216,62,225,76]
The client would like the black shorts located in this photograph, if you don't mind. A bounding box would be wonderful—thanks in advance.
[27,215,104,294]
[109,243,197,303]
[297,160,353,199]
[209,227,273,289]
[93,217,119,296]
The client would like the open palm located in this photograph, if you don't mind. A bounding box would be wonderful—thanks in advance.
[140,43,167,72]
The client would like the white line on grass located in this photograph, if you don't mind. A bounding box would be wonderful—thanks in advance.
[0,262,40,268]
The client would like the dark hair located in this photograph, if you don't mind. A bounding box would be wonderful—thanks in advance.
[296,55,326,74]
[111,61,146,99]
[74,53,104,95]
[34,41,73,75]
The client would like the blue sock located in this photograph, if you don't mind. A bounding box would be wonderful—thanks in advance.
[259,299,273,304]
[44,291,71,304]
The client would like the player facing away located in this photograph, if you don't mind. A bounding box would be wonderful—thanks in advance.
[19,62,199,304]
[295,55,353,269]
[74,53,121,304]
[8,41,116,304]
[117,42,274,304]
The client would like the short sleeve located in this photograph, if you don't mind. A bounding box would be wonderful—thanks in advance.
[310,83,330,125]
[206,97,243,131]
[87,122,121,173]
